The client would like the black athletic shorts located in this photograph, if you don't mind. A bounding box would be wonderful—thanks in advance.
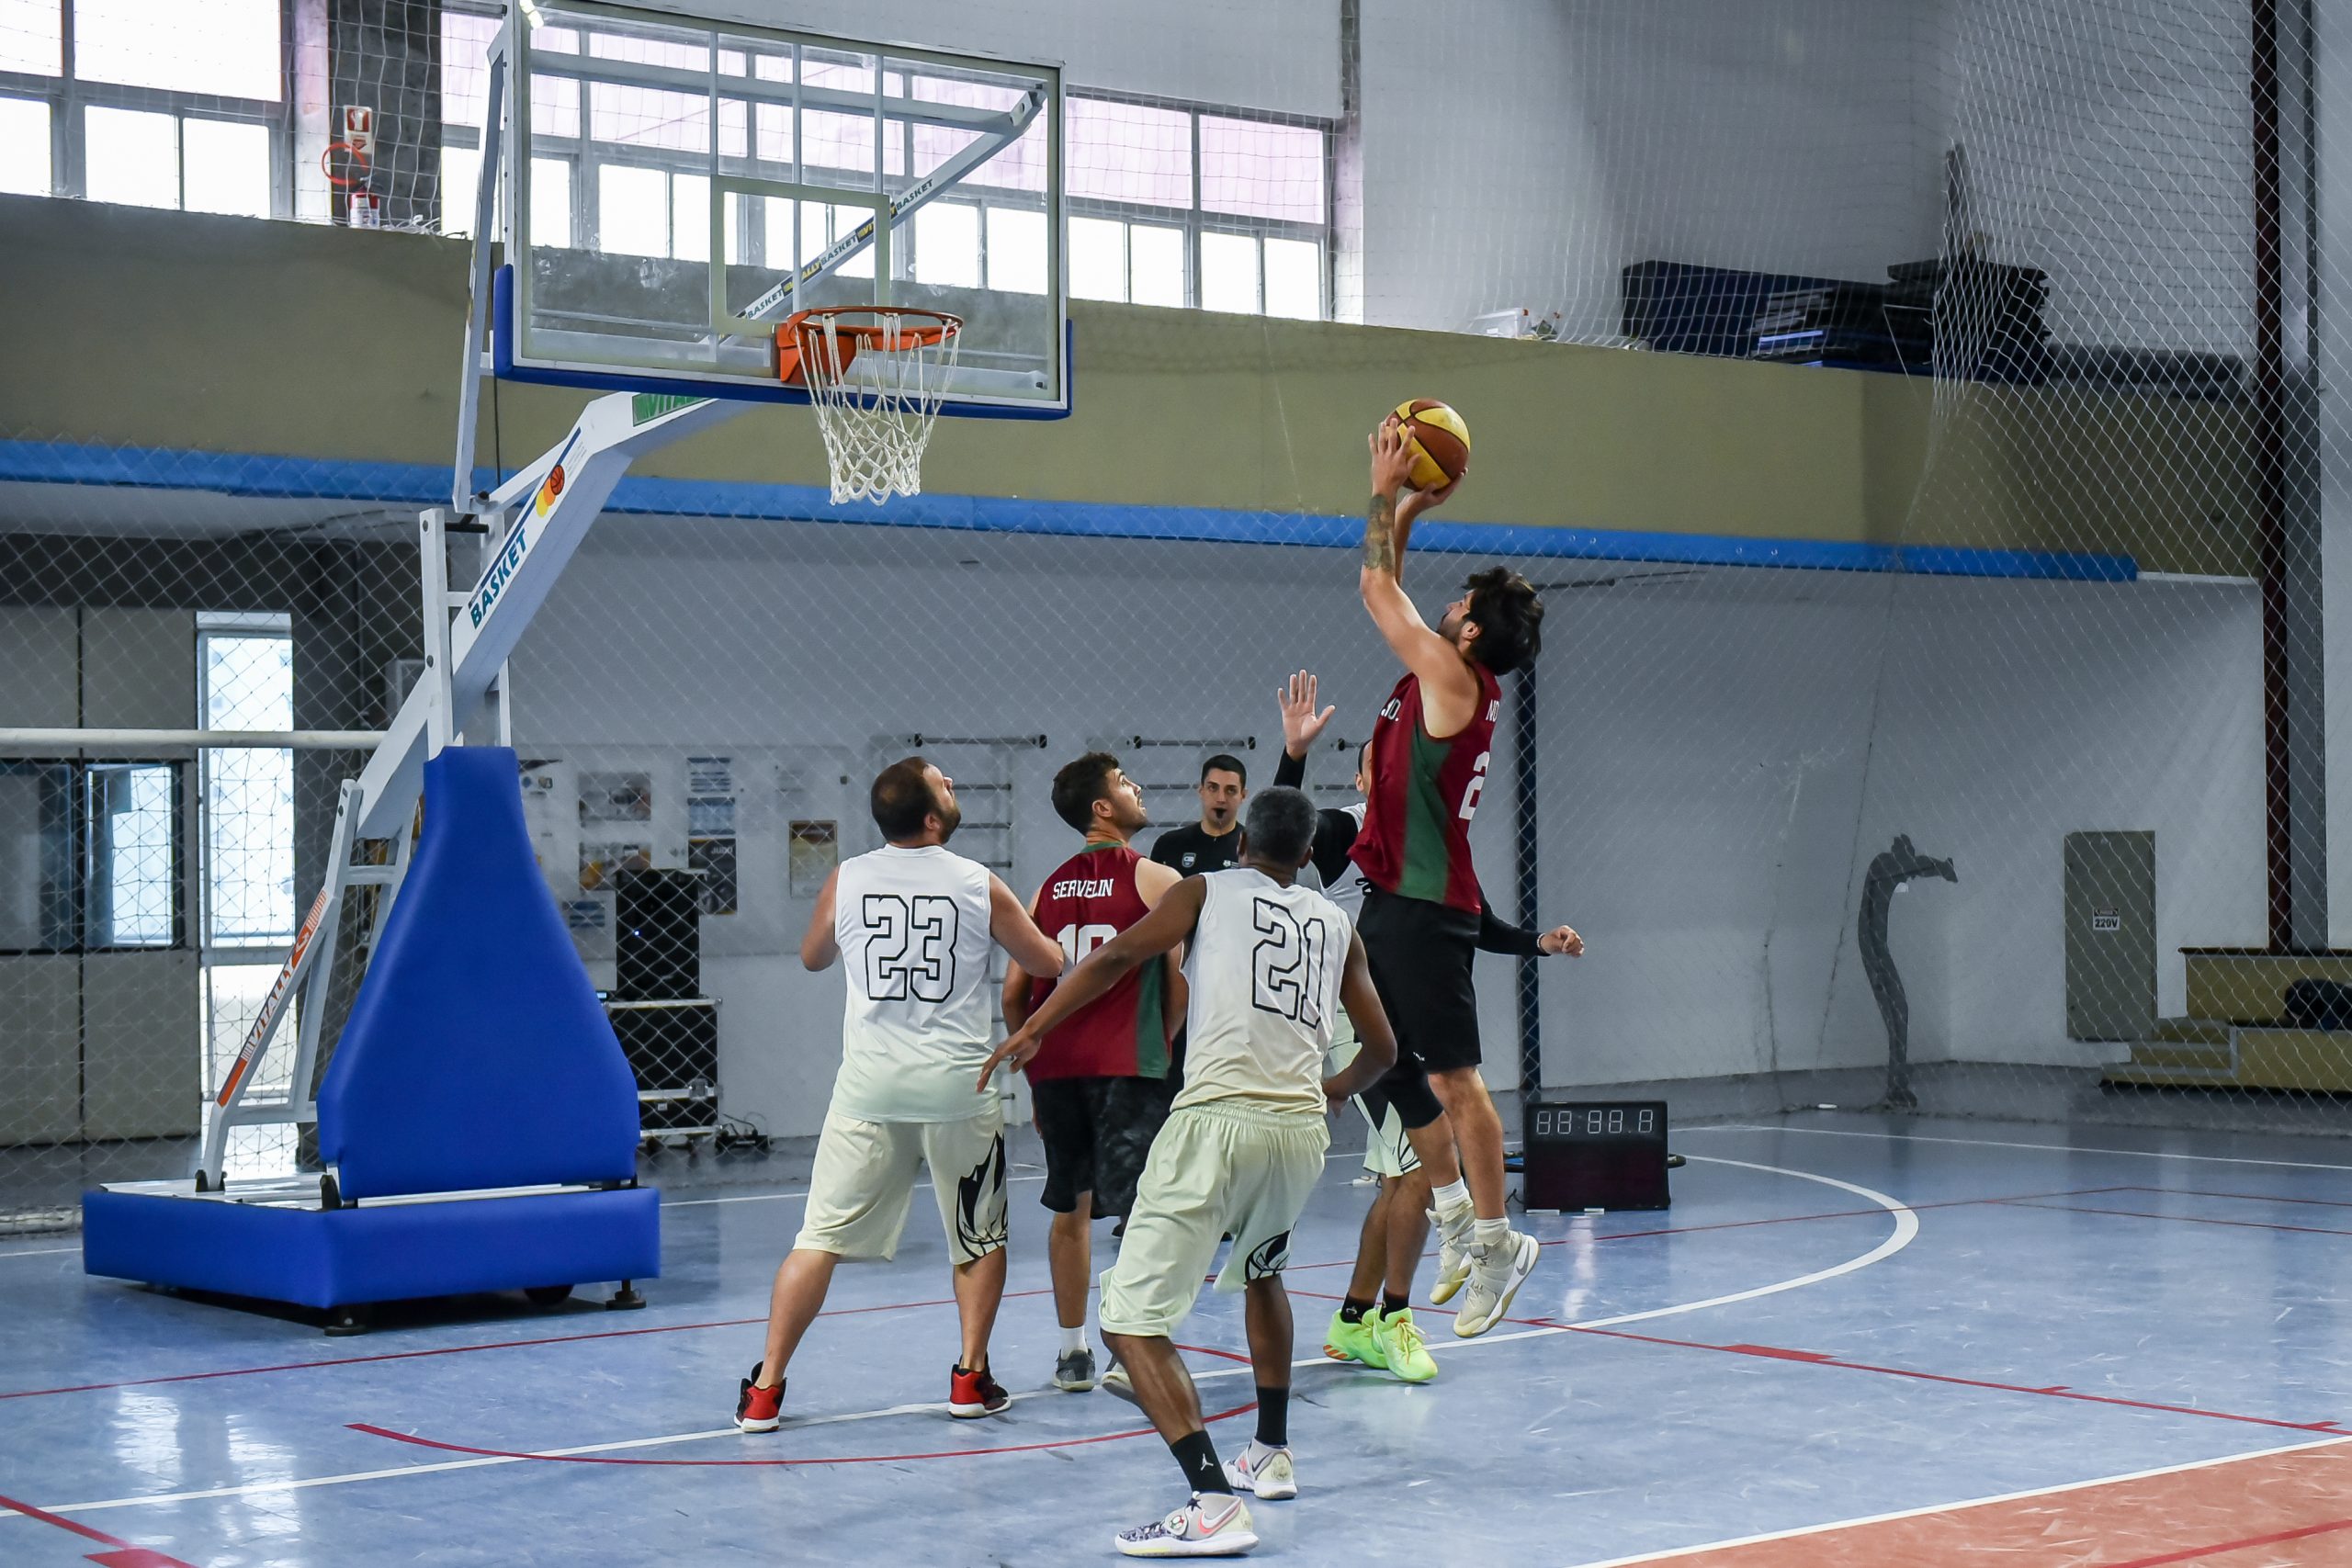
[1032,1074,1178,1219]
[1357,886,1482,1130]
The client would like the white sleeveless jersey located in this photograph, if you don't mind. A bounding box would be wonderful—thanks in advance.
[1176,867,1351,1120]
[830,844,999,1123]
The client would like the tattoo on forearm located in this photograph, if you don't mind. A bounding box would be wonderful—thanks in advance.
[1363,493,1396,574]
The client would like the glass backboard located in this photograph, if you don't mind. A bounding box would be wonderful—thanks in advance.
[487,1,1068,416]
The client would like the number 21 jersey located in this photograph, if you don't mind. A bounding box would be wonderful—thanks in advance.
[1178,868,1350,1120]
[831,843,998,1122]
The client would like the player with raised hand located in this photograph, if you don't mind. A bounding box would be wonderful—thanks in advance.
[1272,671,1579,1379]
[978,787,1398,1557]
[1353,415,1552,1337]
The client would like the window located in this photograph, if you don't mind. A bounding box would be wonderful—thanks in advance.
[1065,96,1327,318]
[198,615,294,949]
[2,0,287,214]
[0,96,51,193]
[0,758,183,954]
[196,613,295,1145]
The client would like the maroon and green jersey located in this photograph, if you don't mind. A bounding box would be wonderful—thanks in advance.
[1024,843,1170,1081]
[1350,664,1499,914]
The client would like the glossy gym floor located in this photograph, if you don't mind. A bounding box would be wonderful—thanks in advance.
[3,1112,2346,1567]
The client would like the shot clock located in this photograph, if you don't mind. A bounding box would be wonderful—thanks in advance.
[1521,1100,1671,1212]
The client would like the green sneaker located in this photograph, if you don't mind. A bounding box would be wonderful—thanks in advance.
[1373,1307,1439,1383]
[1322,1306,1388,1370]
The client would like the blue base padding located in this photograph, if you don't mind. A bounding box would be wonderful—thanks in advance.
[80,1186,660,1311]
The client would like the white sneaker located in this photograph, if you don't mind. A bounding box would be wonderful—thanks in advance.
[1429,1205,1476,1304]
[1221,1441,1297,1500]
[1114,1493,1259,1557]
[1101,1360,1135,1402]
[1453,1230,1540,1337]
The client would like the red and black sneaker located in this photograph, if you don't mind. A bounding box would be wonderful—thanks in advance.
[736,1363,785,1433]
[948,1362,1011,1419]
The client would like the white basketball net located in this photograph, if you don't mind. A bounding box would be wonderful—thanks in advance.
[787,309,963,505]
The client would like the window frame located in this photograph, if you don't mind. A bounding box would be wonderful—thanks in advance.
[0,756,188,957]
[0,0,295,215]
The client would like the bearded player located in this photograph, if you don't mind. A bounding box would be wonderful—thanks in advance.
[1351,416,1550,1337]
[1272,671,1579,1378]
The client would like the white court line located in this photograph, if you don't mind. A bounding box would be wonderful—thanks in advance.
[1687,1122,2352,1174]
[1567,1430,2352,1567]
[0,1247,79,1260]
[17,1155,1914,1520]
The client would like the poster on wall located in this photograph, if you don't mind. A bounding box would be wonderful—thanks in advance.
[789,820,838,898]
[689,835,739,916]
[579,771,654,826]
[579,841,652,892]
[562,898,607,932]
[686,754,739,915]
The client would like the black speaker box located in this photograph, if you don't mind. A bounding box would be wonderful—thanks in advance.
[614,866,701,1000]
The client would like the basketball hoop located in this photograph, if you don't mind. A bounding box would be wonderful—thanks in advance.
[776,307,963,504]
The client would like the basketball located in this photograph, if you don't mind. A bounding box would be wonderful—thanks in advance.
[1393,399,1471,491]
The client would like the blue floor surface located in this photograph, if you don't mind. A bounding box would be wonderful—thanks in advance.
[1,1113,2346,1566]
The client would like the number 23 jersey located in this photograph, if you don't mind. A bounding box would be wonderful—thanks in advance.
[831,843,1000,1122]
[1178,867,1351,1120]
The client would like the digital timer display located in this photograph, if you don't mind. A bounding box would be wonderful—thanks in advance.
[1530,1105,1660,1140]
[1521,1100,1670,1212]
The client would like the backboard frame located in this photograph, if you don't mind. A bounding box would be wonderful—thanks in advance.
[481,0,1072,421]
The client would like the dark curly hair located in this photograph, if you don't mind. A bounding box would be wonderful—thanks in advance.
[1463,567,1544,674]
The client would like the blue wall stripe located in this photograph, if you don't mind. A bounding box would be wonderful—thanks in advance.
[0,438,2137,583]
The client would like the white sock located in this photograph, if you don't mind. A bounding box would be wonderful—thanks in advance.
[1431,1179,1472,1219]
[1474,1215,1510,1249]
[1061,1324,1089,1356]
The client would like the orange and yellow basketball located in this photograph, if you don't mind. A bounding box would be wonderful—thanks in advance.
[1393,399,1470,491]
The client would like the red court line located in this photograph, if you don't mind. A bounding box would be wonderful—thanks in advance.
[2119,1185,2352,1212]
[1560,1324,2343,1435]
[2098,1513,2352,1567]
[1996,1200,2352,1240]
[1294,1287,2342,1432]
[0,1486,199,1567]
[0,1286,1058,1404]
[351,1345,1254,1469]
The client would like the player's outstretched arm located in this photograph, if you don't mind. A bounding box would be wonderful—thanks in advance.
[1325,931,1399,1104]
[799,867,842,971]
[989,874,1069,980]
[1474,898,1585,958]
[1362,423,1477,710]
[978,878,1208,1091]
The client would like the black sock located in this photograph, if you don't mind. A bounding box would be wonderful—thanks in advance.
[1340,1296,1374,1325]
[1383,1292,1410,1316]
[1170,1429,1232,1495]
[1255,1385,1289,1450]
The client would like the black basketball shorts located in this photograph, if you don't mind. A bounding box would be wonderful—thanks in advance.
[1031,1073,1178,1220]
[1356,885,1483,1130]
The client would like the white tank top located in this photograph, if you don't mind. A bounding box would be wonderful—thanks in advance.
[1177,867,1351,1120]
[830,844,999,1122]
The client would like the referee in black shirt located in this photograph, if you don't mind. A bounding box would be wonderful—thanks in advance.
[1147,753,1248,875]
